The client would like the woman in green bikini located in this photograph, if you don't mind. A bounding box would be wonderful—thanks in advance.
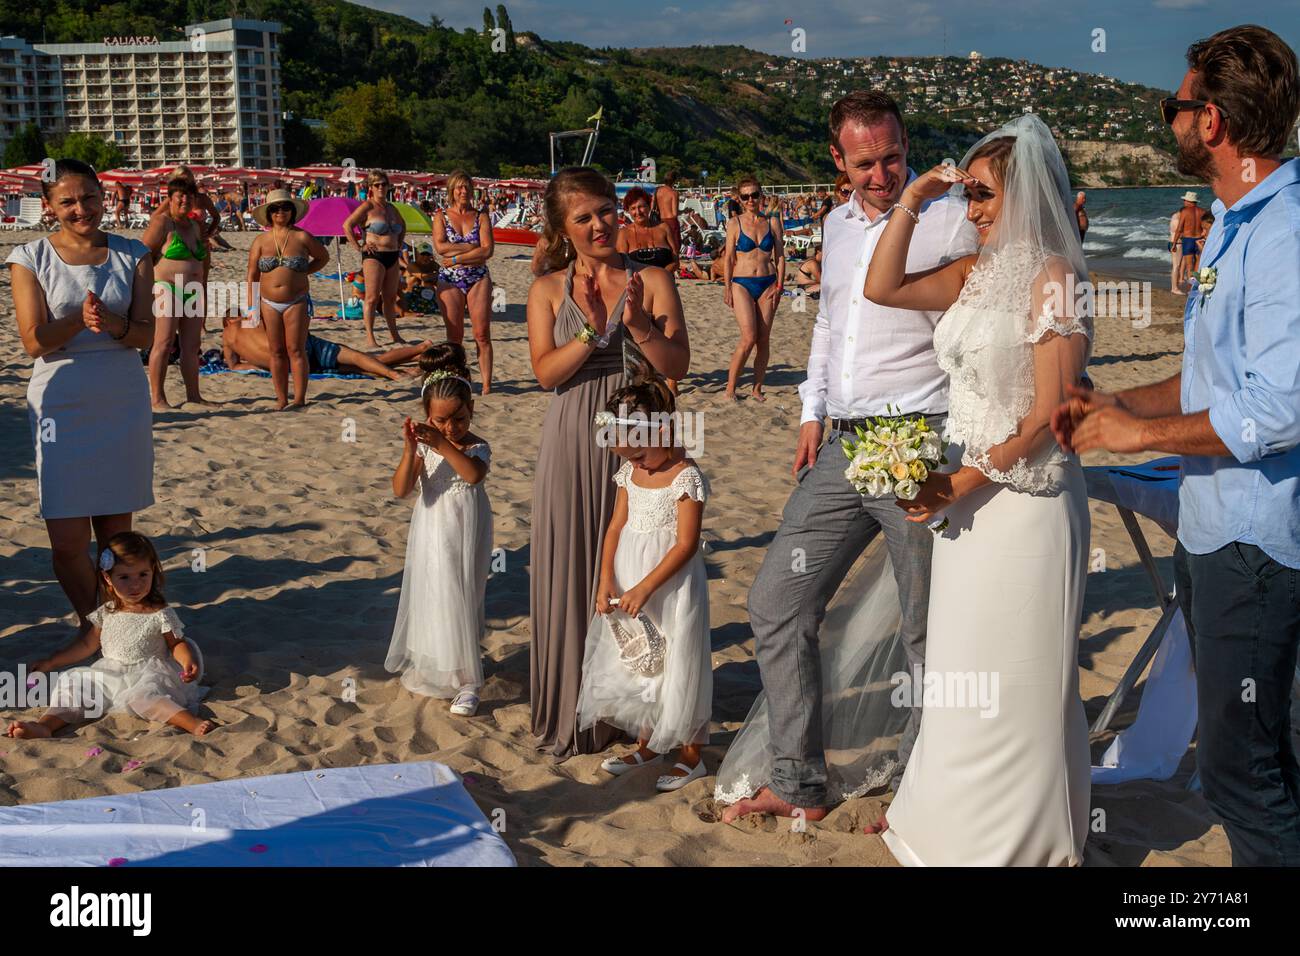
[246,189,330,409]
[142,178,211,411]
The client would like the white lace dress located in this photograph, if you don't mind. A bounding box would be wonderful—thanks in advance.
[576,461,712,754]
[882,242,1093,867]
[48,604,205,723]
[386,441,493,698]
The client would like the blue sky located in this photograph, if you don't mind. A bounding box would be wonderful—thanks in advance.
[366,0,1299,89]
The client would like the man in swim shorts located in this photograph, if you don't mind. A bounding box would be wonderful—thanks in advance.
[221,316,431,382]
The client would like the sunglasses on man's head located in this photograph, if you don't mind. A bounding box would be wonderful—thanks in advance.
[1159,97,1225,126]
[740,192,761,201]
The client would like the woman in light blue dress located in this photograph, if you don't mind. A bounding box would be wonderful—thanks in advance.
[6,159,157,634]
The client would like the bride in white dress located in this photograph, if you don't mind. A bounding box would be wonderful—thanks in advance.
[862,115,1093,866]
[713,115,1092,866]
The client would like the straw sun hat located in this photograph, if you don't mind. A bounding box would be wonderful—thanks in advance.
[252,189,310,227]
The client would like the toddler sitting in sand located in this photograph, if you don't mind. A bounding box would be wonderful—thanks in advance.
[5,532,212,739]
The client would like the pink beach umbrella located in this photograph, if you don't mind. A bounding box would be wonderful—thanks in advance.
[294,196,363,310]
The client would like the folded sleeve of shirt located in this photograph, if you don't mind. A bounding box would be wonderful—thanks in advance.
[1207,208,1300,464]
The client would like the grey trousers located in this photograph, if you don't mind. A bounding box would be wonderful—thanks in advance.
[747,420,941,807]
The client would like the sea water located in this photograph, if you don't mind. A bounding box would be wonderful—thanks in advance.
[1082,185,1209,283]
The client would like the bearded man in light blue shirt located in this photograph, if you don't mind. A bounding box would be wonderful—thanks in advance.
[1055,25,1300,866]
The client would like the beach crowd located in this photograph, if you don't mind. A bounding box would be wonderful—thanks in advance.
[3,24,1299,868]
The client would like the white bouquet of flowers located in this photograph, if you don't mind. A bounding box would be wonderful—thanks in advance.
[841,410,949,528]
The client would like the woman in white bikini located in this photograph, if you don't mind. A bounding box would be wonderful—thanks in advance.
[246,189,330,409]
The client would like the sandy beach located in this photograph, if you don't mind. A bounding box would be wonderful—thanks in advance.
[0,227,1244,866]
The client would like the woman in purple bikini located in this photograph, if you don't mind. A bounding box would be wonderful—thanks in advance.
[433,170,495,393]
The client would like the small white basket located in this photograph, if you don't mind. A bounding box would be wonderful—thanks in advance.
[606,599,666,677]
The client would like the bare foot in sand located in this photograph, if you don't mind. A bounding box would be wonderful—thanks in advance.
[724,390,739,403]
[185,397,222,408]
[751,390,766,402]
[167,711,216,736]
[720,786,829,824]
[5,720,53,739]
[151,401,173,413]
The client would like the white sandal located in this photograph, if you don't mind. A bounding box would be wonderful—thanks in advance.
[600,750,664,776]
[655,760,706,792]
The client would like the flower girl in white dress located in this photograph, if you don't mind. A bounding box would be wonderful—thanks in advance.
[577,370,712,792]
[387,343,493,718]
[6,532,211,738]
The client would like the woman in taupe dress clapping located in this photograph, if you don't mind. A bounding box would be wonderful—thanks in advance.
[525,166,690,758]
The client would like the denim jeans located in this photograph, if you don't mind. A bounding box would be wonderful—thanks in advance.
[1175,541,1300,866]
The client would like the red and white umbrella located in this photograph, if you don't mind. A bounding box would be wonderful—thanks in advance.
[98,169,156,187]
[142,165,219,180]
[1,164,50,179]
[0,172,42,191]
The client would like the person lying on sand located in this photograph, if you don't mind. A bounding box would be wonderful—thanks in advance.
[221,315,430,382]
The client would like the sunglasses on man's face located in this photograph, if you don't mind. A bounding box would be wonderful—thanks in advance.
[1159,97,1224,126]
[740,192,762,201]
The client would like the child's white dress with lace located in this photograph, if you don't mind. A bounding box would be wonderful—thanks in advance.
[49,604,205,723]
[386,441,493,698]
[577,461,712,753]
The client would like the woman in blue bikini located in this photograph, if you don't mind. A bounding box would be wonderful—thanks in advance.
[722,175,783,401]
[247,189,330,409]
[433,170,495,393]
[344,171,407,349]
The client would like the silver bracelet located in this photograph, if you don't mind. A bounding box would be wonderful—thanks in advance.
[891,202,920,225]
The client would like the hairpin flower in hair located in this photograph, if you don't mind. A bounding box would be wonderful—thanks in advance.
[99,550,116,572]
[421,369,472,395]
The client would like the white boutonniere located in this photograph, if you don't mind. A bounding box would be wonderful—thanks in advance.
[1195,266,1217,308]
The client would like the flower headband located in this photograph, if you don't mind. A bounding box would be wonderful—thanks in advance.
[594,410,664,429]
[99,550,116,572]
[421,369,472,395]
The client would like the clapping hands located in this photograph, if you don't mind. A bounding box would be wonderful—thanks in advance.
[575,272,609,337]
[81,290,105,333]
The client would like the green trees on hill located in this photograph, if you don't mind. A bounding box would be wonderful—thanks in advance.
[3,122,45,167]
[0,1,1187,183]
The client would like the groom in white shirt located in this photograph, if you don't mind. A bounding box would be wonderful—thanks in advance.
[726,92,977,821]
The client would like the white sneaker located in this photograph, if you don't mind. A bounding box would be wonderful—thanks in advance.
[449,690,480,717]
[655,760,706,792]
[600,750,663,776]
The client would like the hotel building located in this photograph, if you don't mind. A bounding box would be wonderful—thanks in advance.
[0,18,284,168]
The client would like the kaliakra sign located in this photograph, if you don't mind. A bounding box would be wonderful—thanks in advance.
[102,36,160,46]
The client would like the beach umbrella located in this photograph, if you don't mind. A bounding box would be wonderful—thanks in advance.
[1,164,49,179]
[99,169,155,187]
[0,172,41,193]
[143,165,219,180]
[393,201,432,234]
[294,196,363,310]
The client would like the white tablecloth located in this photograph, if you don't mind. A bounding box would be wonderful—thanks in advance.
[0,761,514,867]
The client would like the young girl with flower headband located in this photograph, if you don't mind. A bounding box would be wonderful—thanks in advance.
[576,367,712,792]
[386,342,493,717]
[5,531,212,739]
